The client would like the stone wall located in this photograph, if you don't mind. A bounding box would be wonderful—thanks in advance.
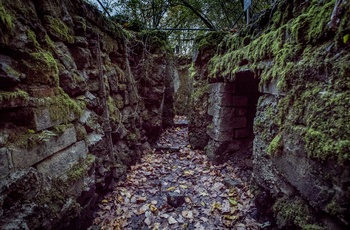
[206,72,260,164]
[173,55,192,116]
[188,32,226,149]
[190,0,350,229]
[0,0,174,229]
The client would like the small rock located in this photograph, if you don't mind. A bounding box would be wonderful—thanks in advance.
[224,176,242,188]
[167,193,185,208]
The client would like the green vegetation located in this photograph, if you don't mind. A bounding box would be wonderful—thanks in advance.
[45,15,74,44]
[140,30,172,53]
[23,51,59,86]
[44,34,56,50]
[0,90,29,104]
[108,95,121,123]
[273,197,325,229]
[48,94,84,123]
[206,0,350,165]
[66,154,95,183]
[267,133,283,156]
[27,29,40,48]
[37,154,95,223]
[0,2,14,39]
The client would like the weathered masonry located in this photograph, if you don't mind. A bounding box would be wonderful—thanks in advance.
[0,0,174,229]
[206,71,260,163]
[189,0,350,229]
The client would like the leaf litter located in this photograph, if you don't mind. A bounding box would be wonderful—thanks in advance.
[92,116,262,229]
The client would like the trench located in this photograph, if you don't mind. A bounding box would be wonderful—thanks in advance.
[88,70,264,229]
[90,117,264,229]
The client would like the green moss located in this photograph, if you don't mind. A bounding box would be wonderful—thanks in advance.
[24,51,59,86]
[53,123,73,136]
[273,196,325,229]
[49,94,83,123]
[205,0,350,165]
[191,82,208,104]
[0,90,29,103]
[44,34,56,50]
[73,16,87,34]
[27,29,40,48]
[0,3,13,39]
[108,96,121,123]
[45,15,74,44]
[140,30,169,52]
[66,154,95,183]
[267,133,283,156]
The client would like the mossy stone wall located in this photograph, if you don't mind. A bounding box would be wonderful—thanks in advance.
[0,0,173,229]
[191,0,350,228]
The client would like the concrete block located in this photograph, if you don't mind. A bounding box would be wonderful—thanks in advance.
[36,140,88,178]
[11,126,77,169]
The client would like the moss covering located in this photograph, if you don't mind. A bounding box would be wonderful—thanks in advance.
[273,196,325,229]
[27,29,40,49]
[0,2,14,39]
[32,88,84,125]
[65,154,95,183]
[44,34,56,50]
[267,133,283,156]
[23,51,59,86]
[107,95,121,123]
[207,0,350,165]
[36,154,95,225]
[45,15,74,44]
[140,30,172,53]
[0,90,29,103]
[48,94,84,123]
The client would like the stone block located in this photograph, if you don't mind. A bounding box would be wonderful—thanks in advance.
[36,141,88,178]
[261,78,283,96]
[0,148,11,178]
[32,107,77,131]
[209,82,235,94]
[28,86,56,98]
[11,126,77,169]
[234,128,249,139]
[232,117,247,129]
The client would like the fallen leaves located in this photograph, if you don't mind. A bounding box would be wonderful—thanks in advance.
[92,117,261,229]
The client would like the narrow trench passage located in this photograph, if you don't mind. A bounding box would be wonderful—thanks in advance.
[91,116,261,229]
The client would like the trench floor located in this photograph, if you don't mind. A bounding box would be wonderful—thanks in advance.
[91,116,263,230]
